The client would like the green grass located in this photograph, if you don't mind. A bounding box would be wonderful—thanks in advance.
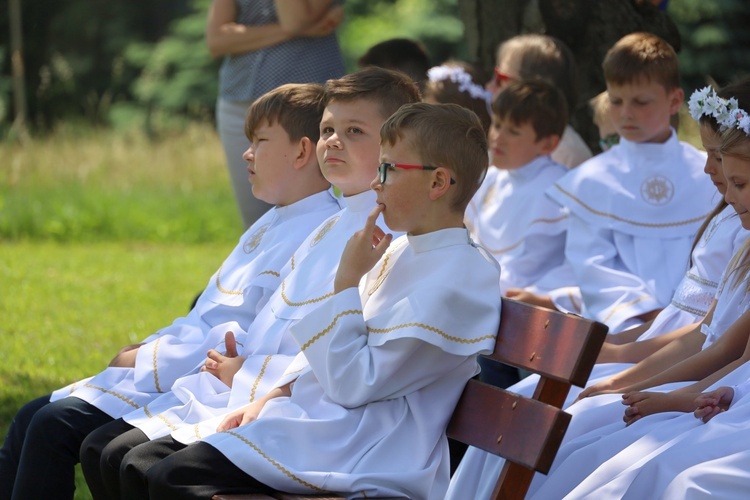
[1,123,243,498]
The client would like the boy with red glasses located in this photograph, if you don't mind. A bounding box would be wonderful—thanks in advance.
[488,34,592,169]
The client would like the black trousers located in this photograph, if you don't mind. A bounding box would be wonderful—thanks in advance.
[120,436,275,500]
[80,418,143,499]
[0,395,113,500]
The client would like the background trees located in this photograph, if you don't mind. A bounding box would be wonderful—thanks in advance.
[1,0,749,137]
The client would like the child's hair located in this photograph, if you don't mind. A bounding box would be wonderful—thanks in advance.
[323,66,422,121]
[497,34,578,115]
[590,91,611,131]
[245,83,326,143]
[380,102,488,213]
[357,38,431,90]
[690,82,750,262]
[718,82,750,291]
[602,32,679,91]
[423,60,493,134]
[491,79,569,140]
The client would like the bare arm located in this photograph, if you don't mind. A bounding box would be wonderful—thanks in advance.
[597,320,699,364]
[274,0,334,34]
[605,321,652,345]
[620,308,750,393]
[206,0,291,57]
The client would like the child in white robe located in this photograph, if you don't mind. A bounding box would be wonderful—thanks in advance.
[547,33,715,333]
[473,79,569,292]
[486,33,592,169]
[517,84,750,499]
[75,68,421,498]
[445,81,747,500]
[117,103,502,499]
[0,83,342,500]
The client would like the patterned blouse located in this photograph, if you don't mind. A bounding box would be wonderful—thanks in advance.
[219,0,346,102]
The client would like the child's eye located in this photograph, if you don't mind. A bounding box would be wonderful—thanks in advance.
[347,127,363,135]
[320,126,334,136]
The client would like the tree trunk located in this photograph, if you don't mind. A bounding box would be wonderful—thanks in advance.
[9,0,29,142]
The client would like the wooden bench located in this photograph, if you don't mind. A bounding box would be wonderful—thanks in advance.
[214,298,608,500]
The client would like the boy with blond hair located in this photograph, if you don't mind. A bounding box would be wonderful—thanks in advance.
[120,102,501,500]
[0,83,344,500]
[77,67,423,498]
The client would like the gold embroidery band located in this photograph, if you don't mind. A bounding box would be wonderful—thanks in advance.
[281,280,334,307]
[215,265,244,296]
[603,296,652,323]
[567,287,582,314]
[475,215,567,255]
[194,423,201,440]
[367,323,496,345]
[257,270,281,277]
[300,310,363,351]
[83,383,140,409]
[250,355,273,403]
[152,338,164,393]
[142,404,179,431]
[224,430,327,492]
[554,184,710,228]
[368,239,406,296]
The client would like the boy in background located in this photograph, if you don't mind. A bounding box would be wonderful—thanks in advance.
[0,83,342,500]
[547,32,715,333]
[122,102,501,500]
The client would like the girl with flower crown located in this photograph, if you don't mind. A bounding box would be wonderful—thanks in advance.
[509,80,750,499]
[447,81,750,500]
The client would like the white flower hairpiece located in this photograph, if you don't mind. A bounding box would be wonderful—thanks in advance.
[427,65,493,105]
[689,86,750,135]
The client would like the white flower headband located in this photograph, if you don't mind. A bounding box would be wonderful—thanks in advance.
[427,65,493,105]
[689,86,750,135]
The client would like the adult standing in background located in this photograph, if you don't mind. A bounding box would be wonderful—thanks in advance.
[207,0,346,228]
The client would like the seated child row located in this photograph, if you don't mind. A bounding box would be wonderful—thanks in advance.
[3,30,750,498]
[447,35,750,499]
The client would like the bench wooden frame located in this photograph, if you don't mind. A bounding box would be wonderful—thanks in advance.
[214,297,608,500]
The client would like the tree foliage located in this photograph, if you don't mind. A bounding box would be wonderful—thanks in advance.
[1,0,749,134]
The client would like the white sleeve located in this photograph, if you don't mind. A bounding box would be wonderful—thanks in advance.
[567,215,661,329]
[289,288,475,408]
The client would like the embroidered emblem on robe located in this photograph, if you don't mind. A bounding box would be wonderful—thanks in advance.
[640,175,674,205]
[243,223,270,253]
[310,216,340,248]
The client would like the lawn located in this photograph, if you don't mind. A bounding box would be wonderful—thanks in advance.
[1,123,240,499]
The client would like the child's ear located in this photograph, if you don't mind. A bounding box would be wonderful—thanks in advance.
[429,168,454,201]
[293,137,315,170]
[538,134,561,156]
[668,87,684,115]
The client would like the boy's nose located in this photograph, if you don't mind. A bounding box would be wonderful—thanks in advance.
[370,175,382,191]
[325,133,342,149]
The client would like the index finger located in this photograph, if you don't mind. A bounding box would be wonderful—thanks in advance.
[363,204,384,233]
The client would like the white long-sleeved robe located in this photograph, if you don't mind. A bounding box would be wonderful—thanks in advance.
[547,131,714,333]
[470,155,568,293]
[122,189,392,440]
[199,228,501,500]
[49,190,342,418]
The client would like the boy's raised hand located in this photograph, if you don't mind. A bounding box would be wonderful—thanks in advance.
[201,330,246,388]
[334,205,392,293]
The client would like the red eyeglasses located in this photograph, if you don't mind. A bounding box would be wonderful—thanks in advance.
[378,162,455,185]
[494,67,514,86]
